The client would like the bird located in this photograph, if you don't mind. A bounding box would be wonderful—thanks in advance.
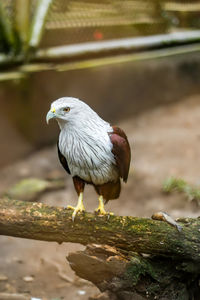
[46,97,131,220]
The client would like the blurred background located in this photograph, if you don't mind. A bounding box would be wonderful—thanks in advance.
[1,0,200,299]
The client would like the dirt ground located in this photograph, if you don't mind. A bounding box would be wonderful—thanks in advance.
[0,94,200,300]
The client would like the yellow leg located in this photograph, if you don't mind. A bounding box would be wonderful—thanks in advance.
[67,192,85,221]
[95,195,114,216]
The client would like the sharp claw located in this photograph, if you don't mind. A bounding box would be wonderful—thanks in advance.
[95,208,114,217]
[95,195,114,217]
[95,208,106,215]
[67,192,85,221]
[72,211,76,222]
[107,212,114,220]
[67,205,85,221]
[67,205,75,210]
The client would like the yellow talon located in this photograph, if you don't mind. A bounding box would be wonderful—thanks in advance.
[95,195,114,216]
[67,192,85,221]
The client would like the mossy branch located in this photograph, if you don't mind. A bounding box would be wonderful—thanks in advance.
[0,198,200,262]
[1,198,200,299]
[67,244,200,300]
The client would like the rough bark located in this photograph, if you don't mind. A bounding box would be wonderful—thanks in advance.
[68,244,200,300]
[0,198,200,299]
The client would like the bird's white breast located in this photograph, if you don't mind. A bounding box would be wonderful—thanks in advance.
[58,122,119,185]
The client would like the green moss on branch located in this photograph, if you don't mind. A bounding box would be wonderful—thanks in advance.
[0,198,200,262]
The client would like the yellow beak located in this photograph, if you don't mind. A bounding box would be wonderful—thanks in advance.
[51,107,56,113]
[46,109,56,124]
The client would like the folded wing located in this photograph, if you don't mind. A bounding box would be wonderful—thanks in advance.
[109,126,131,182]
[57,142,71,174]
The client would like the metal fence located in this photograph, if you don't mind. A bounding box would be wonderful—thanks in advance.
[1,0,200,74]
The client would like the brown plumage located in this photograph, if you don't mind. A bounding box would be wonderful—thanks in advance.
[110,126,131,183]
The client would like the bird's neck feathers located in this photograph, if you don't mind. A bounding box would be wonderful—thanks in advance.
[57,111,113,137]
[58,111,114,159]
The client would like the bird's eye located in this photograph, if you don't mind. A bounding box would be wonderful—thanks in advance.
[63,107,70,113]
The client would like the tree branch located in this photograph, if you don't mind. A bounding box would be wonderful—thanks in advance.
[1,198,200,299]
[0,198,200,262]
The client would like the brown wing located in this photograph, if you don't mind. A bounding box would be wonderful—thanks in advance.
[109,126,131,182]
[57,142,71,175]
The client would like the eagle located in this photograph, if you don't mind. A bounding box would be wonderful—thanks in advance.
[46,97,131,220]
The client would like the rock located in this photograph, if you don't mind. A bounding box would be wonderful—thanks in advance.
[22,276,34,282]
[3,178,65,201]
[0,293,30,300]
[0,274,8,281]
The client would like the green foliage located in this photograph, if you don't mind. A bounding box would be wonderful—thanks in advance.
[163,177,200,205]
[124,255,192,299]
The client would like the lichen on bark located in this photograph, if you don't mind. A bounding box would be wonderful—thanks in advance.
[0,198,200,299]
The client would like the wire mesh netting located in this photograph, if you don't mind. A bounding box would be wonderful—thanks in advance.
[42,0,166,47]
[41,0,200,47]
[1,0,200,53]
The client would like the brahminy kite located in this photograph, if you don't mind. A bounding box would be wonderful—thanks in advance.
[46,97,131,220]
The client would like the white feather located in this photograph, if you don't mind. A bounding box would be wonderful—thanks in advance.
[51,97,119,185]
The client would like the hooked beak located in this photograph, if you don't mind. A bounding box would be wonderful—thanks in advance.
[46,107,56,124]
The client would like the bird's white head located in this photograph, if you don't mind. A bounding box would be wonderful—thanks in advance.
[46,96,112,137]
[46,97,98,128]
